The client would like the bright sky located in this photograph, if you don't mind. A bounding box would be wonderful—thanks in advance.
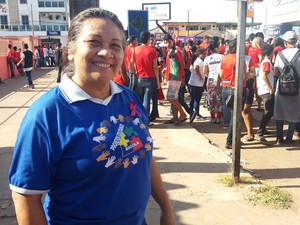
[99,0,266,29]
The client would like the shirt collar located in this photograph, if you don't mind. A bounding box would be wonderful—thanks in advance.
[59,73,123,105]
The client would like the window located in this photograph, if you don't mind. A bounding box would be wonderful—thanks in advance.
[0,0,6,3]
[20,0,27,3]
[0,15,8,25]
[21,15,29,25]
[186,25,198,31]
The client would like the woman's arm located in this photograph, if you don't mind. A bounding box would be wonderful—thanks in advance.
[12,191,47,225]
[150,157,175,225]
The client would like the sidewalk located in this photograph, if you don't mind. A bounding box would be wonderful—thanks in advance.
[0,69,300,225]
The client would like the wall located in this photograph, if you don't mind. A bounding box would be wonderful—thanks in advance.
[0,36,40,81]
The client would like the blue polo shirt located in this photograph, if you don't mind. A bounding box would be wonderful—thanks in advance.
[9,74,152,225]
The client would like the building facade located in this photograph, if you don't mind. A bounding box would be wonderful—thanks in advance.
[0,0,68,45]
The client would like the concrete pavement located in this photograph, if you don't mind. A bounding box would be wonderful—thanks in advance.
[0,68,300,225]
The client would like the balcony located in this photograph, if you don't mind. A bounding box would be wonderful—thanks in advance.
[0,24,68,32]
[38,1,65,8]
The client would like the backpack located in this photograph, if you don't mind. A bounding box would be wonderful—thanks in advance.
[278,50,300,96]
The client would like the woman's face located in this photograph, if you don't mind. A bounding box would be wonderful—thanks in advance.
[68,18,124,86]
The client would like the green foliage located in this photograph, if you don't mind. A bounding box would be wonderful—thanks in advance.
[219,174,256,187]
[247,185,293,209]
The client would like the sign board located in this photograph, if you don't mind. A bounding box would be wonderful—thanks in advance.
[47,31,61,36]
[246,2,254,18]
[128,10,148,43]
[142,2,171,21]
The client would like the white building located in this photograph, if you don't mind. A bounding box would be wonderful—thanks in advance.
[0,0,68,45]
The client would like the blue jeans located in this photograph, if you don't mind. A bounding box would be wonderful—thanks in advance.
[25,70,33,85]
[128,70,136,90]
[134,77,155,116]
[8,59,15,77]
[222,87,232,126]
[276,120,297,142]
[189,85,204,116]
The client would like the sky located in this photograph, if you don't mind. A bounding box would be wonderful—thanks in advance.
[99,0,266,30]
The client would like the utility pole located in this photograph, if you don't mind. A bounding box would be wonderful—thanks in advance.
[31,4,34,37]
[187,9,190,38]
[231,0,247,182]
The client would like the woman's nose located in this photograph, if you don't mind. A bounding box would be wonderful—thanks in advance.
[97,47,113,58]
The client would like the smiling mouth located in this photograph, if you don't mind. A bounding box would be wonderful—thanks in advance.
[93,62,112,68]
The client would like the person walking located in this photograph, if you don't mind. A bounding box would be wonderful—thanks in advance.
[189,48,206,120]
[17,43,34,89]
[256,44,275,145]
[55,42,63,83]
[9,8,175,225]
[274,31,300,145]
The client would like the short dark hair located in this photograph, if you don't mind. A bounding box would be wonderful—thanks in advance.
[140,31,151,44]
[262,44,274,57]
[128,35,137,43]
[255,32,264,41]
[24,43,29,49]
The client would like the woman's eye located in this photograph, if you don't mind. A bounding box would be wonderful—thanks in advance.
[85,40,100,45]
[111,43,122,49]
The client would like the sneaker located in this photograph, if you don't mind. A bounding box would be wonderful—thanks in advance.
[275,138,284,146]
[256,135,272,146]
[285,139,295,145]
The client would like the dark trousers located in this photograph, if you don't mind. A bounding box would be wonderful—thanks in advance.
[189,85,204,116]
[150,80,159,118]
[179,85,192,115]
[257,93,274,137]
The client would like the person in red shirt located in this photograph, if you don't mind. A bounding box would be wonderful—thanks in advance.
[248,36,263,111]
[7,44,16,78]
[132,31,160,117]
[272,37,285,64]
[219,39,247,149]
[164,34,188,125]
[12,46,25,76]
[199,35,211,56]
[124,35,138,89]
[219,38,226,55]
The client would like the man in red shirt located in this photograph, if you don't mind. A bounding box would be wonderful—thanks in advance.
[7,44,16,78]
[125,35,138,89]
[132,31,160,117]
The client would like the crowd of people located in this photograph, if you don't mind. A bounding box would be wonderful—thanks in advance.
[7,6,300,224]
[115,30,300,149]
[6,42,64,87]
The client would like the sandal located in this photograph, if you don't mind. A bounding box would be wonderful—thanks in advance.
[174,118,187,125]
[164,119,175,124]
[245,135,254,141]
